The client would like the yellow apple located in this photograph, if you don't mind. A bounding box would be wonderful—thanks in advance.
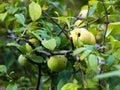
[74,20,83,27]
[47,55,68,72]
[79,10,88,18]
[70,28,96,47]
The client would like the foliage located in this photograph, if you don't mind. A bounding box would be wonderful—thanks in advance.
[0,0,120,90]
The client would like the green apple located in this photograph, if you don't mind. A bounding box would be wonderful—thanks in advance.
[70,28,96,47]
[47,55,68,72]
[18,54,30,66]
[25,38,38,52]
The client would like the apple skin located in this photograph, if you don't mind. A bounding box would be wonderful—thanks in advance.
[25,38,38,52]
[74,20,83,27]
[79,10,88,18]
[47,55,68,72]
[70,28,96,47]
[18,54,30,66]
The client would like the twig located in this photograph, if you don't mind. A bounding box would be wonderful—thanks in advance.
[42,11,70,39]
[26,57,40,65]
[36,50,73,57]
[58,24,68,36]
[36,64,41,90]
[99,0,109,90]
[76,55,86,89]
[86,2,90,30]
[102,1,109,46]
[49,78,55,90]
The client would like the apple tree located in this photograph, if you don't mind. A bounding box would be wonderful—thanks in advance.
[1,0,120,90]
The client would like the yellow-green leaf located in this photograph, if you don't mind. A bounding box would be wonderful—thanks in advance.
[106,22,120,37]
[0,12,7,21]
[29,2,42,21]
[61,83,81,90]
[42,38,56,51]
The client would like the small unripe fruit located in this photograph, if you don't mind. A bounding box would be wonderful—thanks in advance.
[25,38,38,52]
[70,28,96,47]
[25,43,33,52]
[18,54,30,66]
[47,55,68,72]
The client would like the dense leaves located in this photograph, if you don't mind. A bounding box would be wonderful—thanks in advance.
[0,0,120,90]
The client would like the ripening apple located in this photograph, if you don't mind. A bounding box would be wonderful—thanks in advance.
[74,20,85,28]
[70,28,96,47]
[18,54,30,66]
[74,10,88,28]
[25,38,38,52]
[79,10,88,18]
[47,55,68,72]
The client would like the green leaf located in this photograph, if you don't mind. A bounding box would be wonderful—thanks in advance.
[113,48,120,59]
[80,50,92,60]
[0,12,7,21]
[109,36,120,49]
[14,14,25,25]
[94,70,120,80]
[106,55,115,65]
[6,83,18,90]
[114,65,120,70]
[30,31,42,41]
[61,83,81,90]
[108,14,120,22]
[0,3,8,13]
[55,16,70,29]
[106,22,120,37]
[7,43,26,54]
[88,2,97,16]
[88,54,98,71]
[57,79,68,90]
[73,47,86,56]
[29,2,42,21]
[42,38,56,51]
[0,65,7,73]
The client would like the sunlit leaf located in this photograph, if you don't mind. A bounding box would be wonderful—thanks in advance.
[109,36,120,49]
[0,65,7,73]
[29,2,42,21]
[61,83,81,90]
[6,83,18,90]
[30,31,42,41]
[0,12,7,21]
[42,4,48,10]
[113,48,120,59]
[7,43,26,54]
[42,38,56,51]
[88,54,98,71]
[106,22,120,37]
[14,13,25,25]
[80,50,92,60]
[55,16,70,29]
[73,47,86,56]
[88,2,98,16]
[108,14,120,22]
[94,70,120,80]
[114,65,120,70]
